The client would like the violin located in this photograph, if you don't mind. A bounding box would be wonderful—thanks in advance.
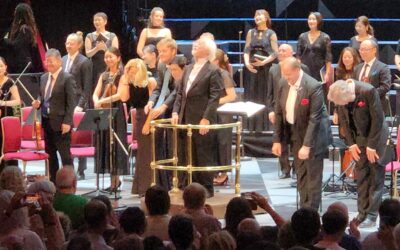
[100,83,117,108]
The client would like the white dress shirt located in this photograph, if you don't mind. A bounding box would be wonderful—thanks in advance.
[285,70,303,124]
[358,57,376,81]
[185,58,208,94]
[45,67,62,99]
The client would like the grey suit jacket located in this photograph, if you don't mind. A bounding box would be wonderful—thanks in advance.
[149,62,178,110]
[273,72,331,156]
[62,53,92,109]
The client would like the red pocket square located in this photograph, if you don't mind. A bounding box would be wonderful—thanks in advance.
[300,98,309,106]
[357,101,366,107]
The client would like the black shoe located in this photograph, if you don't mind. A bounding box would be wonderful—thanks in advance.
[359,218,376,228]
[279,173,291,179]
[290,181,297,188]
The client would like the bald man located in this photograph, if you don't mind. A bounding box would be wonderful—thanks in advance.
[267,44,310,179]
[272,57,331,210]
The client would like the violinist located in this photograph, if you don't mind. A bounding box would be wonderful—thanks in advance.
[31,49,75,184]
[92,47,128,192]
[0,57,21,171]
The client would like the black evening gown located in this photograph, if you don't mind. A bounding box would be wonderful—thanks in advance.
[96,71,129,176]
[297,31,332,81]
[244,28,277,132]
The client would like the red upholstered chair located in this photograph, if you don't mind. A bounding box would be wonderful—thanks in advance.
[385,126,400,197]
[70,112,95,160]
[21,106,45,150]
[129,108,138,170]
[1,116,49,177]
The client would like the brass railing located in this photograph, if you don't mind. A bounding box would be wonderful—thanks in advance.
[150,118,242,194]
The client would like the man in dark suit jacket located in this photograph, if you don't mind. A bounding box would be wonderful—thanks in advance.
[353,39,392,114]
[62,33,93,180]
[328,79,389,228]
[32,49,76,183]
[272,57,331,210]
[172,37,222,196]
[267,44,310,179]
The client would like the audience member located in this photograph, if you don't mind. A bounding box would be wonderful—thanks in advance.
[84,199,112,250]
[0,166,25,193]
[168,214,197,250]
[0,190,45,249]
[113,234,144,250]
[236,231,262,250]
[143,236,166,250]
[183,183,221,238]
[66,236,92,250]
[224,197,255,238]
[143,185,171,240]
[246,240,281,250]
[291,207,322,249]
[53,167,88,230]
[278,221,297,250]
[314,210,347,250]
[119,207,147,238]
[362,199,400,250]
[237,218,261,235]
[206,230,236,250]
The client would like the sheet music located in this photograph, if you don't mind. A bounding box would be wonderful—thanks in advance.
[217,101,265,117]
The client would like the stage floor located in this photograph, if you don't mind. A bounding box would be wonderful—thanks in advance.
[23,156,389,239]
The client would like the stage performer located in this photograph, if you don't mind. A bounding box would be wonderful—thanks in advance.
[353,39,391,115]
[85,12,119,96]
[62,32,93,180]
[0,3,42,73]
[272,57,331,210]
[349,16,377,54]
[172,37,222,197]
[32,49,75,183]
[93,47,128,193]
[243,9,278,132]
[328,79,389,228]
[297,12,332,83]
[119,59,156,196]
[136,7,172,58]
[267,44,309,180]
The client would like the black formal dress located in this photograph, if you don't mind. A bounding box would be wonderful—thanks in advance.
[128,83,151,195]
[96,71,129,176]
[273,71,332,210]
[0,25,42,73]
[86,32,117,94]
[337,81,389,222]
[297,31,332,81]
[244,28,277,132]
[39,69,75,183]
[0,79,17,165]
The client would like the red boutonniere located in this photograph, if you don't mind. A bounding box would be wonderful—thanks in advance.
[357,101,366,108]
[300,98,309,106]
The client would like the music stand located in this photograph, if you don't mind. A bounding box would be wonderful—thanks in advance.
[78,108,118,198]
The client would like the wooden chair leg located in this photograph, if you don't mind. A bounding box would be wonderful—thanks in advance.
[45,159,49,179]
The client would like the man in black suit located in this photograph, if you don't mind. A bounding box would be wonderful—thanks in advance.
[272,57,331,210]
[62,33,93,180]
[328,79,389,228]
[172,37,222,197]
[353,39,391,114]
[32,49,76,183]
[267,44,310,179]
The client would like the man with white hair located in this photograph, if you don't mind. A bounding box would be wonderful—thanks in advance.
[328,79,389,228]
[272,57,331,210]
[172,37,222,197]
[62,32,93,180]
[267,44,310,179]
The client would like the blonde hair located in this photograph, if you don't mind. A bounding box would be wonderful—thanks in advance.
[124,59,148,88]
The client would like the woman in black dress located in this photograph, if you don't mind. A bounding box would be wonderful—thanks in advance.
[0,3,42,73]
[349,16,377,54]
[297,12,332,83]
[85,12,119,94]
[213,49,236,185]
[243,9,278,132]
[93,47,128,192]
[119,59,156,196]
[0,57,21,171]
[136,7,172,58]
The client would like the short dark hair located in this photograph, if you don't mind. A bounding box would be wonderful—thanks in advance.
[247,241,281,250]
[321,210,347,235]
[119,207,146,235]
[309,12,323,30]
[236,231,262,250]
[379,199,400,227]
[143,236,166,250]
[66,236,91,250]
[92,195,113,214]
[183,183,207,210]
[145,185,170,215]
[94,12,108,21]
[143,44,158,57]
[224,197,254,238]
[46,48,62,59]
[170,55,187,69]
[168,214,194,250]
[84,199,108,229]
[291,207,321,245]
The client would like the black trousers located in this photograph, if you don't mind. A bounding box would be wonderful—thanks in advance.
[355,147,385,222]
[279,142,292,174]
[42,118,73,183]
